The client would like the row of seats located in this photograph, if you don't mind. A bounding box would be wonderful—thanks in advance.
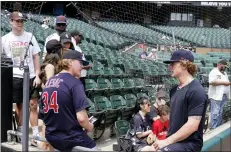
[96,21,186,45]
[152,25,230,49]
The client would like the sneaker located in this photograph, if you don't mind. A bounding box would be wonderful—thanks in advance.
[30,134,41,147]
[16,127,22,143]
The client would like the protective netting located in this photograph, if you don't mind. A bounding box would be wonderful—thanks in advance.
[1,2,230,131]
[1,2,44,35]
[67,1,231,49]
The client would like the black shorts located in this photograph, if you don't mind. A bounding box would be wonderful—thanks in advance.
[13,77,40,104]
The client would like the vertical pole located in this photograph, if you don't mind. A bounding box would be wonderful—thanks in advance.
[22,66,30,151]
[171,28,176,51]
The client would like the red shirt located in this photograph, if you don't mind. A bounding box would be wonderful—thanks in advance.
[152,119,169,140]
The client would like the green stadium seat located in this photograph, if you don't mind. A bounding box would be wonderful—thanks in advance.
[124,94,137,108]
[111,78,125,93]
[136,92,149,99]
[114,120,130,138]
[110,95,134,120]
[93,96,120,134]
[97,78,114,95]
[103,67,114,77]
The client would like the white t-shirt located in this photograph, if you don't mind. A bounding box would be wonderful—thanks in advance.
[75,45,87,77]
[1,31,41,78]
[208,68,230,100]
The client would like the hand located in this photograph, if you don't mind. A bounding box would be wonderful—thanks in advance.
[86,123,94,132]
[153,139,171,150]
[147,133,155,145]
[33,76,41,88]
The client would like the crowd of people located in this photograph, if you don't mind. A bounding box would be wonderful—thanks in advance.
[1,10,230,152]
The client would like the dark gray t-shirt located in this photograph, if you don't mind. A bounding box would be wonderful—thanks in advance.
[167,79,207,148]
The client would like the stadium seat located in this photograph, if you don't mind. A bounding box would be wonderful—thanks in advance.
[111,78,125,93]
[124,94,137,108]
[110,95,134,120]
[94,96,120,138]
[136,92,149,99]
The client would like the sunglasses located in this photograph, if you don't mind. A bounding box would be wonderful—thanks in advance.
[12,19,24,23]
[56,23,66,27]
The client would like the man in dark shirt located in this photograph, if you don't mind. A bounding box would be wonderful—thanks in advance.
[153,50,208,152]
[41,50,96,151]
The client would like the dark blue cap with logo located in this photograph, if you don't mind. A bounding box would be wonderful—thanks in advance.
[163,50,194,64]
[63,50,89,66]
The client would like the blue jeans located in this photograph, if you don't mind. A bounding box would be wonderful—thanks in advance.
[210,95,227,129]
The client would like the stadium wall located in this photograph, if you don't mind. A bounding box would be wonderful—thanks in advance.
[196,47,231,55]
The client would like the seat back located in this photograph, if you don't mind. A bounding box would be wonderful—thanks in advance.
[124,94,137,107]
[115,120,130,138]
[110,95,127,109]
[123,78,135,88]
[97,78,112,89]
[136,92,148,99]
[85,79,98,90]
[94,96,112,111]
[111,78,124,89]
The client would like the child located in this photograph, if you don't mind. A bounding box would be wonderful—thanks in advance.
[152,105,170,140]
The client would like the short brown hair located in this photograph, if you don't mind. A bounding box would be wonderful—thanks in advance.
[156,105,170,116]
[180,60,197,76]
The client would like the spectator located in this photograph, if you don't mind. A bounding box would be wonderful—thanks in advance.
[38,39,62,151]
[153,50,208,151]
[148,89,166,123]
[154,89,166,109]
[208,59,230,129]
[1,11,41,146]
[138,49,148,59]
[147,48,158,60]
[41,16,49,29]
[42,50,96,151]
[152,105,170,140]
[132,97,156,151]
[43,15,77,59]
[71,31,92,90]
[59,31,75,51]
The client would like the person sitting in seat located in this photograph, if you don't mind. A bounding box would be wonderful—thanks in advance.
[152,105,170,141]
[132,97,156,151]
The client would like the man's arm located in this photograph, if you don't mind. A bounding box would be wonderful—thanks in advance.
[166,116,201,144]
[33,53,40,77]
[76,109,93,132]
[209,81,230,86]
[136,130,153,139]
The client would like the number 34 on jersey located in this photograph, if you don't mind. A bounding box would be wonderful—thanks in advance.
[42,91,59,113]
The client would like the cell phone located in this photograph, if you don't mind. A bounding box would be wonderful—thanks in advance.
[89,116,97,124]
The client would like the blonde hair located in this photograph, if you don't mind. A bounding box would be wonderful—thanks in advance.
[57,59,72,72]
[180,60,197,76]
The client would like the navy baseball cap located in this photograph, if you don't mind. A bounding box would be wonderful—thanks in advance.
[63,50,89,66]
[163,50,194,64]
[56,15,67,24]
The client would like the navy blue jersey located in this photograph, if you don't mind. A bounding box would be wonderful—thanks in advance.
[167,79,207,149]
[42,73,95,151]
